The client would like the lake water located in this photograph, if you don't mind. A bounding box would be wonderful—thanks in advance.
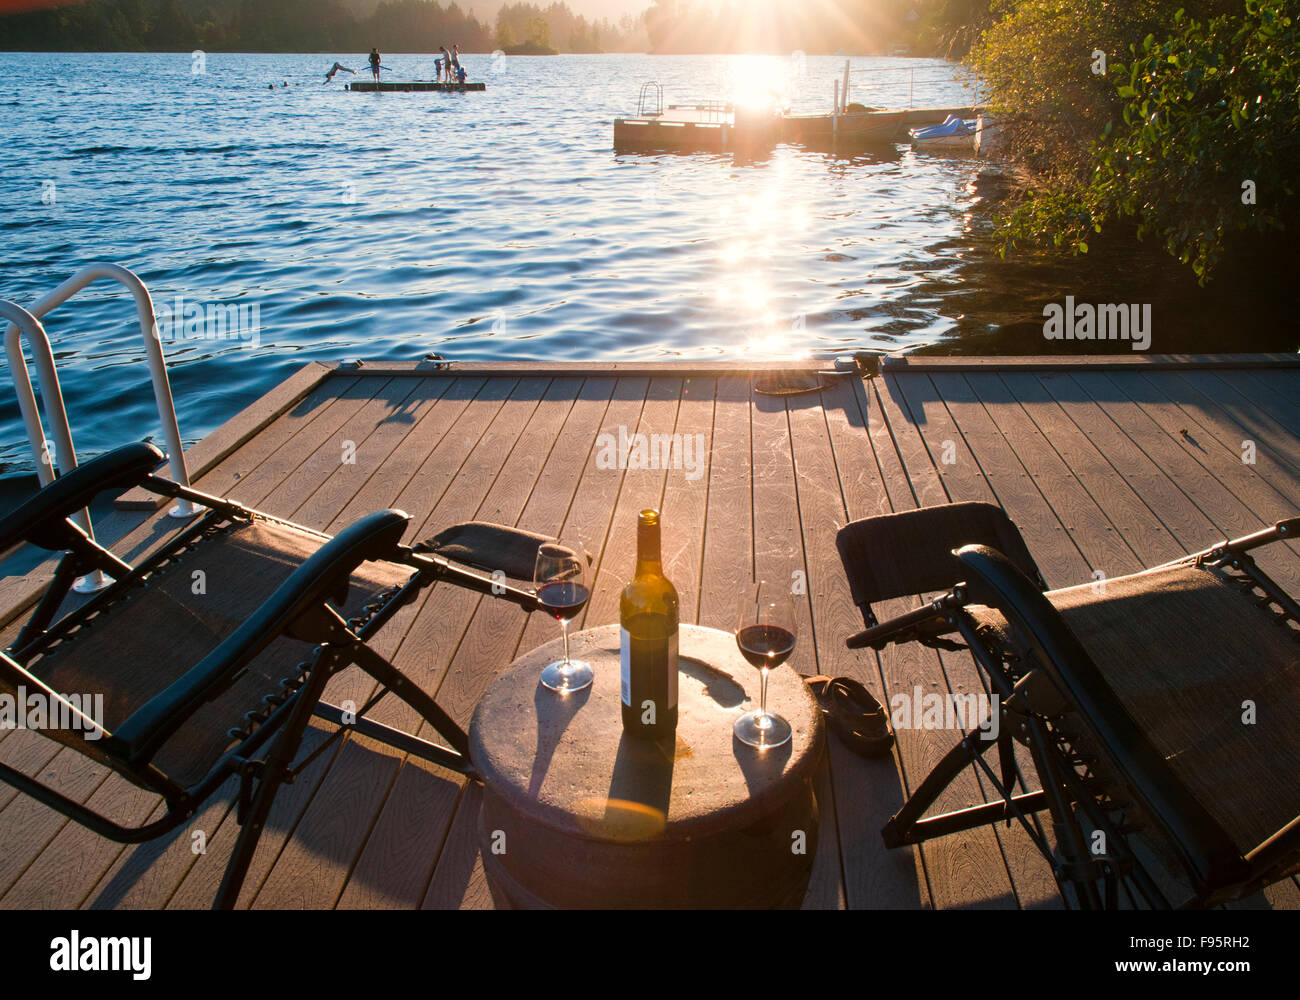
[0,51,1292,479]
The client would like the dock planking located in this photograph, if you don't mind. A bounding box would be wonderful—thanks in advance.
[1,356,1298,910]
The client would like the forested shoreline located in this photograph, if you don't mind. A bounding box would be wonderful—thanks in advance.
[0,0,980,55]
[0,0,647,53]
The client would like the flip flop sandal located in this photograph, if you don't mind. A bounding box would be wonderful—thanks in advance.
[804,675,895,758]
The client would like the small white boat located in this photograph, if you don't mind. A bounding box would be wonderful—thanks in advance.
[908,114,977,152]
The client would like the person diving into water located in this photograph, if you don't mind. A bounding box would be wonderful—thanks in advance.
[324,62,355,83]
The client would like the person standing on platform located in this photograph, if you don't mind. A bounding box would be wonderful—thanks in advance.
[368,48,382,82]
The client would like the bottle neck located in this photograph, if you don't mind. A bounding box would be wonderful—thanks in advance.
[636,520,662,577]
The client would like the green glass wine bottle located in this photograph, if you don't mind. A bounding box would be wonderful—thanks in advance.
[619,509,679,740]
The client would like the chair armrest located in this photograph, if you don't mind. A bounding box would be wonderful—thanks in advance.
[846,599,954,649]
[107,508,412,767]
[955,543,1248,893]
[0,442,165,554]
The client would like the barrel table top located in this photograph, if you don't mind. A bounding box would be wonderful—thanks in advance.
[468,623,825,842]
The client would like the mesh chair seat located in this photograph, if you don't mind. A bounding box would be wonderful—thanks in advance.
[968,562,1300,856]
[9,519,413,788]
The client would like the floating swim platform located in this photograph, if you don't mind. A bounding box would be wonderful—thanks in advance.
[348,81,485,92]
[614,103,755,150]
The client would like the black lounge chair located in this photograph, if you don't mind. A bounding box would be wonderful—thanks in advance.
[0,441,553,908]
[836,501,1300,909]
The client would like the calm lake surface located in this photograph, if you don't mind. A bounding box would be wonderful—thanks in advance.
[0,51,1293,478]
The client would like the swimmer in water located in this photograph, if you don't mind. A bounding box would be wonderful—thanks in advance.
[324,62,355,83]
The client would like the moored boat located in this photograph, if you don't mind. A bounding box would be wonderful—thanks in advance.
[908,114,978,152]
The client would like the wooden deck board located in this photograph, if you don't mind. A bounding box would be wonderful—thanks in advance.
[84,777,238,909]
[822,377,927,909]
[0,744,109,900]
[1164,370,1300,510]
[889,374,1062,908]
[1082,371,1300,593]
[786,380,889,909]
[2,358,1297,910]
[165,726,346,909]
[877,374,1044,909]
[697,377,754,631]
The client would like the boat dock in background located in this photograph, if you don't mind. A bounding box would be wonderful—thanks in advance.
[612,100,776,151]
[613,71,984,153]
[612,101,977,153]
[349,81,486,92]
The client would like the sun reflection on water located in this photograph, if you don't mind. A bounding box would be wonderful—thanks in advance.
[709,126,817,358]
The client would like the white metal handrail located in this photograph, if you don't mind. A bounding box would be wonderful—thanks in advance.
[3,264,200,587]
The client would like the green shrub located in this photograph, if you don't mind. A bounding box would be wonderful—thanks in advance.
[973,0,1297,282]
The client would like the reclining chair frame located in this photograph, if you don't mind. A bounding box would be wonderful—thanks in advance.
[837,501,1300,910]
[0,442,544,908]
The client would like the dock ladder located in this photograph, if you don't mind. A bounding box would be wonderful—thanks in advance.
[637,81,663,117]
[2,263,200,592]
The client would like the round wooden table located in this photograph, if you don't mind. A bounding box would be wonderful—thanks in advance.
[469,623,826,909]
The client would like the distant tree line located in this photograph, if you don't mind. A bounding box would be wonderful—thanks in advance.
[0,0,991,55]
[0,0,645,52]
[494,2,646,54]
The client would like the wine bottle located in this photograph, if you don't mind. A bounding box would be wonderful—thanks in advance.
[620,509,679,741]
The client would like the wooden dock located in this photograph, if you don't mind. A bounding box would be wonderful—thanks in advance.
[614,104,982,151]
[2,355,1299,910]
[348,81,485,92]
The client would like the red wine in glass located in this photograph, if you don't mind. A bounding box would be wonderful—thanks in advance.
[537,581,591,623]
[736,624,796,670]
[734,583,795,749]
[535,541,594,693]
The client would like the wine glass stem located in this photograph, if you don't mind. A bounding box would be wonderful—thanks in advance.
[759,666,770,719]
[560,620,571,674]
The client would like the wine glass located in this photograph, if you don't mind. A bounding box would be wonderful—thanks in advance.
[734,581,795,749]
[535,540,594,693]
